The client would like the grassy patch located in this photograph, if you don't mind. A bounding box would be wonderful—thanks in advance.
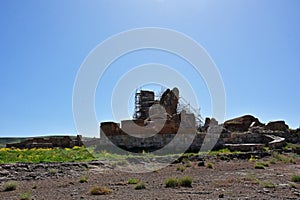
[243,175,260,185]
[165,177,179,188]
[206,162,214,169]
[128,178,139,184]
[3,181,17,191]
[134,182,146,190]
[179,176,193,187]
[0,146,94,164]
[271,152,295,164]
[79,176,88,183]
[19,191,31,200]
[89,186,112,195]
[254,162,265,169]
[177,165,185,172]
[164,176,193,188]
[292,175,300,182]
[262,181,276,188]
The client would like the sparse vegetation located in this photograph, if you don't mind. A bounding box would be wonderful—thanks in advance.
[292,175,300,182]
[255,161,270,169]
[128,178,139,184]
[243,175,260,185]
[164,176,193,188]
[262,181,276,188]
[4,181,17,191]
[290,183,297,188]
[89,186,112,195]
[206,162,214,169]
[19,191,31,200]
[254,162,265,169]
[177,165,185,172]
[185,162,192,167]
[165,177,179,188]
[179,176,193,187]
[271,152,296,164]
[134,182,146,190]
[79,175,88,183]
[48,168,58,174]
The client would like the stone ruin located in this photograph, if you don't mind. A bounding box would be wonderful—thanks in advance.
[6,135,83,149]
[99,87,196,152]
[99,87,300,153]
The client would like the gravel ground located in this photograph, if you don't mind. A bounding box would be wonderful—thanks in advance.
[1,155,300,200]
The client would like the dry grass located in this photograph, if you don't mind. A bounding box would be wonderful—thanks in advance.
[89,186,112,195]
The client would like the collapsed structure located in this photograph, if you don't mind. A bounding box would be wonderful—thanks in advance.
[99,87,197,152]
[99,87,300,153]
[6,135,83,149]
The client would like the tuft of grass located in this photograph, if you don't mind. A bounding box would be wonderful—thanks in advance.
[79,176,88,183]
[89,186,112,195]
[134,182,146,190]
[128,178,139,184]
[254,162,265,169]
[206,162,214,169]
[177,165,185,172]
[179,176,193,187]
[19,191,31,200]
[271,152,295,164]
[290,183,297,188]
[4,181,17,191]
[164,177,179,188]
[262,181,276,189]
[48,168,58,174]
[292,175,300,182]
[185,162,192,168]
[32,185,37,189]
[243,175,260,185]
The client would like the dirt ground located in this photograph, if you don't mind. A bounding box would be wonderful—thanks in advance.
[1,156,300,200]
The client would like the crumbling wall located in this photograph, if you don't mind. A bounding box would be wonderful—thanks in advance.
[6,135,83,149]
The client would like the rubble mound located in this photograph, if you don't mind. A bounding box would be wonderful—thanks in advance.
[224,115,264,132]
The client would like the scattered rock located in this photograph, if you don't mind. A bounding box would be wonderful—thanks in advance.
[265,121,289,131]
[198,161,205,167]
[224,115,264,132]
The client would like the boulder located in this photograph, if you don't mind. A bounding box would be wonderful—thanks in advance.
[224,115,264,132]
[265,121,289,131]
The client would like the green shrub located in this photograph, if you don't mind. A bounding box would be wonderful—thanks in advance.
[4,181,17,191]
[89,186,112,195]
[79,176,88,183]
[254,163,265,169]
[256,161,269,168]
[185,163,192,168]
[177,165,185,172]
[128,178,139,184]
[19,192,31,200]
[179,176,193,187]
[134,182,146,190]
[165,177,179,188]
[206,162,214,169]
[292,175,300,182]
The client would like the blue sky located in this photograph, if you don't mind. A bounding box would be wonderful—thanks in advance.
[0,0,299,137]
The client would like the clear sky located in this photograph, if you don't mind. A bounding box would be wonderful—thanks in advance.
[0,0,299,137]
